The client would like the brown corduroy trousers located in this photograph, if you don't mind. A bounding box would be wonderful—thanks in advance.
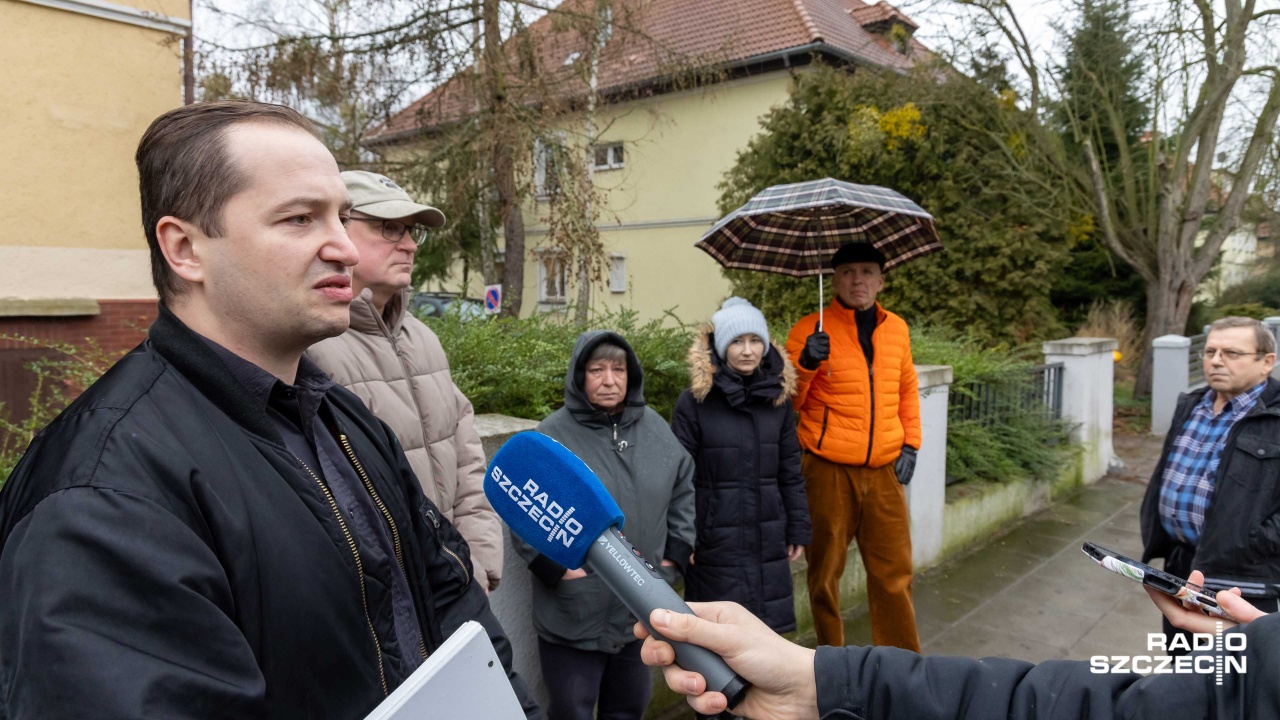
[802,452,921,651]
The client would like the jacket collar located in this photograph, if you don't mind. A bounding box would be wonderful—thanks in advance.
[686,323,796,407]
[1248,376,1280,416]
[824,298,886,328]
[1182,376,1280,418]
[348,287,411,337]
[148,303,284,444]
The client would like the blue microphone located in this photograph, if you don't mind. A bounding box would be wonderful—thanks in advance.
[486,431,750,709]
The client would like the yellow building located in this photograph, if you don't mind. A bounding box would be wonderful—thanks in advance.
[0,0,188,408]
[367,0,925,325]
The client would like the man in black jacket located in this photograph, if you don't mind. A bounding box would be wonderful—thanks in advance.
[1140,316,1280,648]
[634,588,1275,720]
[0,102,540,719]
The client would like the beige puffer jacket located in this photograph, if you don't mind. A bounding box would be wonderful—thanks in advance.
[308,288,502,591]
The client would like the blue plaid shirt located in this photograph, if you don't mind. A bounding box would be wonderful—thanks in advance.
[1159,380,1268,545]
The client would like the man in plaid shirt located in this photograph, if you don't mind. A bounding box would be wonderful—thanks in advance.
[1141,316,1280,651]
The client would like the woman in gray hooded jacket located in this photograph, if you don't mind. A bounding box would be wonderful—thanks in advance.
[512,330,695,720]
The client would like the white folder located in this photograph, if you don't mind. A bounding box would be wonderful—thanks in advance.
[363,621,526,720]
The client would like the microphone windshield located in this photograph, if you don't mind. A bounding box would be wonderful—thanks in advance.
[485,431,624,569]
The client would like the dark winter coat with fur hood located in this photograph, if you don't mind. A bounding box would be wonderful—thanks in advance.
[670,325,812,632]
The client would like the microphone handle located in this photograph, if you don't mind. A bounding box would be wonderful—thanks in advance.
[584,526,750,710]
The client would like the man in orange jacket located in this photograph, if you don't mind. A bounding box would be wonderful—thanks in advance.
[785,242,922,651]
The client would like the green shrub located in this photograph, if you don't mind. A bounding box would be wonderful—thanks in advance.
[911,326,1075,484]
[423,307,696,422]
[1,337,119,489]
[1218,272,1280,310]
[429,311,1074,484]
[1211,303,1279,322]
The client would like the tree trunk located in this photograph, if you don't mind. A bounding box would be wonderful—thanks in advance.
[1133,271,1197,399]
[483,0,524,317]
[183,0,195,104]
[479,199,497,286]
[473,3,498,288]
[572,0,607,325]
[493,146,525,316]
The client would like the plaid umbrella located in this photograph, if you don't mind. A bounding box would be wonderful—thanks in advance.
[697,178,942,277]
[697,178,942,328]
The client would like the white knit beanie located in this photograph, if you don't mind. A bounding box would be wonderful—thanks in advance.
[712,297,770,359]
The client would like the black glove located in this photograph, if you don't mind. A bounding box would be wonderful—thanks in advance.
[894,446,917,485]
[799,327,830,371]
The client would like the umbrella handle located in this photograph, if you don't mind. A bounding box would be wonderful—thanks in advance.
[818,274,823,332]
[818,275,830,378]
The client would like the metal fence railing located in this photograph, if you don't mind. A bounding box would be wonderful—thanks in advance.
[1188,332,1207,388]
[948,363,1065,426]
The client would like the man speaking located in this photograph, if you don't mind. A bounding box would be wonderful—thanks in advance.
[0,102,539,719]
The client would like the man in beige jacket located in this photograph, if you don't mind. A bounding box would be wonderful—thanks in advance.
[309,171,503,591]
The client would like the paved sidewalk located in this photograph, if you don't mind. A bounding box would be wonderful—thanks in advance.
[654,434,1168,718]
[841,432,1165,662]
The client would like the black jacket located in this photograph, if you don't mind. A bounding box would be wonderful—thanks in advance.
[0,305,540,720]
[813,612,1280,719]
[1140,378,1280,598]
[671,327,811,632]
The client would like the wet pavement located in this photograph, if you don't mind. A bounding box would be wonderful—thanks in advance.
[843,432,1166,663]
[652,433,1168,718]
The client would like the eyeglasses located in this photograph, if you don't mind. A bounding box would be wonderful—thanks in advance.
[348,217,428,246]
[1202,347,1265,361]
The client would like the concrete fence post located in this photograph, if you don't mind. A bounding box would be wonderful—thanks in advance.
[474,414,546,709]
[1150,335,1191,436]
[1265,317,1280,381]
[1042,338,1119,484]
[909,364,952,570]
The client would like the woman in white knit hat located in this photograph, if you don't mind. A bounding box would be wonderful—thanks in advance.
[670,297,811,668]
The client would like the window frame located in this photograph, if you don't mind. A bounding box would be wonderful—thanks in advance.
[591,142,625,172]
[536,249,569,304]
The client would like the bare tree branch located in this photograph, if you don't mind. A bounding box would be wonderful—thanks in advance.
[1191,72,1280,277]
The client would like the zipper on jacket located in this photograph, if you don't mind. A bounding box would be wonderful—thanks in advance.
[294,455,388,696]
[612,420,629,452]
[423,505,472,587]
[865,367,876,467]
[339,434,429,660]
[859,312,880,467]
[816,407,830,450]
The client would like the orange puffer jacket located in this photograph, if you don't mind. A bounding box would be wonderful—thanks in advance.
[785,301,922,468]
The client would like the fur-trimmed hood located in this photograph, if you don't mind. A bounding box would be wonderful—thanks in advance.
[687,323,797,406]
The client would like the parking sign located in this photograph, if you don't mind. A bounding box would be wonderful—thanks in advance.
[484,285,502,315]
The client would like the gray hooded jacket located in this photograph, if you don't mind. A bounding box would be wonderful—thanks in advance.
[513,330,696,653]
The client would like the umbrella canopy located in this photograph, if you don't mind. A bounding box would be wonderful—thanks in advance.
[696,178,942,276]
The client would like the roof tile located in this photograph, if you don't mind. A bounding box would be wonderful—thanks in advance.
[367,0,924,143]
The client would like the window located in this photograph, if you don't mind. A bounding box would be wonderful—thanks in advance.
[608,253,627,293]
[599,5,613,43]
[592,142,624,171]
[534,137,564,198]
[537,250,568,304]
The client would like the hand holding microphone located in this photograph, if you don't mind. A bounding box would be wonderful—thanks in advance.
[636,603,819,720]
[485,432,750,710]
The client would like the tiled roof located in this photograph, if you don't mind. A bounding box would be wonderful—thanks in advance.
[366,0,927,144]
[850,1,918,31]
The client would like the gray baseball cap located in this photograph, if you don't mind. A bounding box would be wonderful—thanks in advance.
[341,170,446,228]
